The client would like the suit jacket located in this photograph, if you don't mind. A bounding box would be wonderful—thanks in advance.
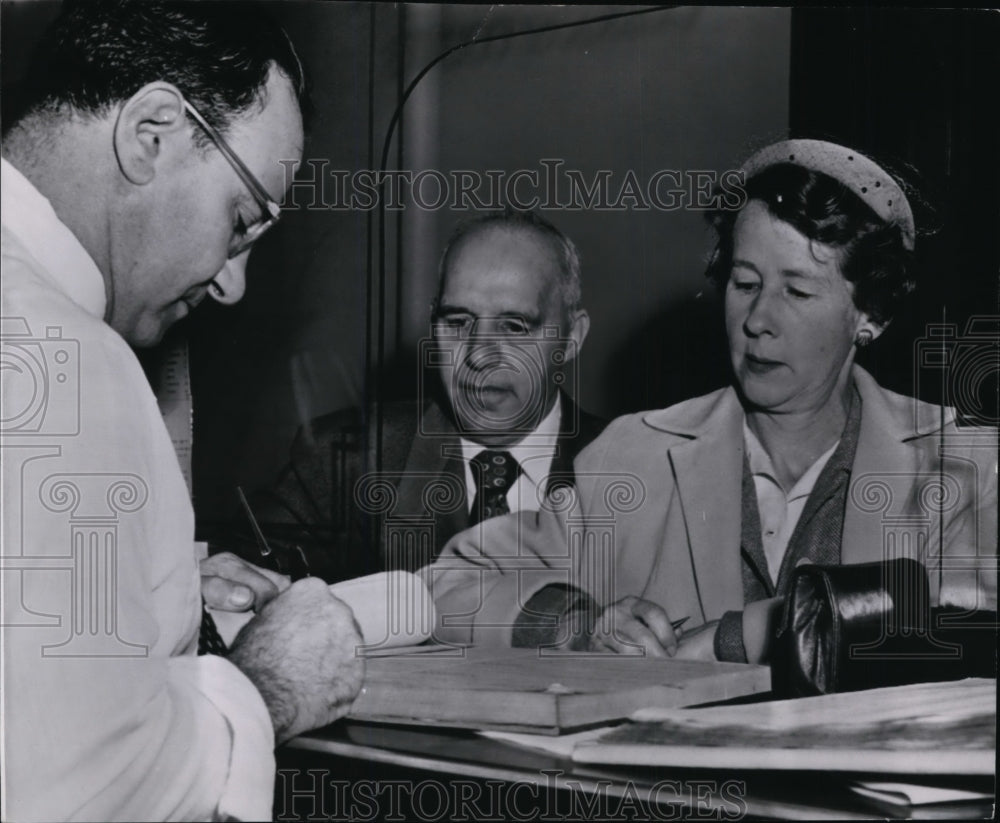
[426,367,997,646]
[252,392,606,579]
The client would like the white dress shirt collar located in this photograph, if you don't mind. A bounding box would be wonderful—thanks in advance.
[1,157,107,320]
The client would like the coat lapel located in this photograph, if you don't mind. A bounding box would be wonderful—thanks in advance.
[646,389,747,616]
[548,393,602,488]
[840,368,948,565]
[392,402,470,561]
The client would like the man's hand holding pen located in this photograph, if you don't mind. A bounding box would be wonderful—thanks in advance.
[200,490,365,744]
[200,551,291,613]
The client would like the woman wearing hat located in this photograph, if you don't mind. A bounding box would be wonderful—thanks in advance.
[425,139,997,663]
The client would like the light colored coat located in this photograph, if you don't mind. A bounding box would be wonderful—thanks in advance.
[424,367,997,646]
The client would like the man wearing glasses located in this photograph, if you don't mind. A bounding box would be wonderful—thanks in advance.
[1,2,362,820]
[253,210,606,576]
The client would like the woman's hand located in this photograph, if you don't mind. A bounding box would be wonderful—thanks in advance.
[585,596,680,657]
[674,620,720,661]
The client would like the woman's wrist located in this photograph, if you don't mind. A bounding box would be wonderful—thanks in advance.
[742,596,785,663]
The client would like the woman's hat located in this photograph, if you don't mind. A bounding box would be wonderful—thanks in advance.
[741,139,915,250]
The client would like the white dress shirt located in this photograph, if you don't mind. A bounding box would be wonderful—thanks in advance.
[743,418,840,585]
[459,393,563,515]
[1,158,274,822]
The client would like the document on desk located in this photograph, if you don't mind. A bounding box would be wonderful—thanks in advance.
[208,570,436,650]
[348,647,770,734]
[573,677,996,775]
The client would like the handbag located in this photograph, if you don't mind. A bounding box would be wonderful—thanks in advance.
[773,557,996,697]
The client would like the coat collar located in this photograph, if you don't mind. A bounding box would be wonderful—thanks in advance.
[637,367,955,612]
[640,384,741,439]
[640,366,954,442]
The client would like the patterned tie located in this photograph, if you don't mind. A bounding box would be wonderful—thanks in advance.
[198,601,229,656]
[470,450,522,525]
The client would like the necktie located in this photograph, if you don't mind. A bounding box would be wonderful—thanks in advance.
[198,601,229,655]
[470,450,521,525]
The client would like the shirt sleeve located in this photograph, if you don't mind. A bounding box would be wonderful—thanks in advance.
[169,656,276,822]
[511,584,596,647]
[2,631,276,822]
[1,283,276,821]
[421,506,578,647]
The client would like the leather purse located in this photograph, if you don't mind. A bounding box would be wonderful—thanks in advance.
[773,558,996,697]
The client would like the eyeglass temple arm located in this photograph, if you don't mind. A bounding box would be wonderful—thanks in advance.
[182,99,280,216]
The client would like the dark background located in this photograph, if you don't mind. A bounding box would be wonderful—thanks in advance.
[2,4,997,529]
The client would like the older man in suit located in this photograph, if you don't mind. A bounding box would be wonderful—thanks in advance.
[252,210,605,579]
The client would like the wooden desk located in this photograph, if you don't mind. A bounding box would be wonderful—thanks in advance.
[276,721,993,820]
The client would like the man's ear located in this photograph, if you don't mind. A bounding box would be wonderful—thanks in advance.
[561,309,591,363]
[113,82,188,185]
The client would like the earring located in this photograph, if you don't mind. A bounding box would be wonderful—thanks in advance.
[855,329,873,348]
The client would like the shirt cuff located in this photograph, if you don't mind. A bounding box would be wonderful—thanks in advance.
[714,609,748,663]
[182,655,276,821]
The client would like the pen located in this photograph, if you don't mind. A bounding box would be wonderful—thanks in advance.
[236,486,312,578]
[671,616,690,632]
[236,485,272,558]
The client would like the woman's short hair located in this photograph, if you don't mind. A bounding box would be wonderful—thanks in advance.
[705,163,916,326]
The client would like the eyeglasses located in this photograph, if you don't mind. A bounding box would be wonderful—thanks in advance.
[431,312,547,338]
[183,98,282,258]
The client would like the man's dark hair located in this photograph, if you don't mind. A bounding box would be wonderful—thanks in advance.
[705,164,917,326]
[10,0,308,141]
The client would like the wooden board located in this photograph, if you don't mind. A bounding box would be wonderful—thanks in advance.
[573,678,996,774]
[348,647,770,734]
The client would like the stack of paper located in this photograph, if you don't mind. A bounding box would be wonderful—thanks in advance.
[573,678,996,775]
